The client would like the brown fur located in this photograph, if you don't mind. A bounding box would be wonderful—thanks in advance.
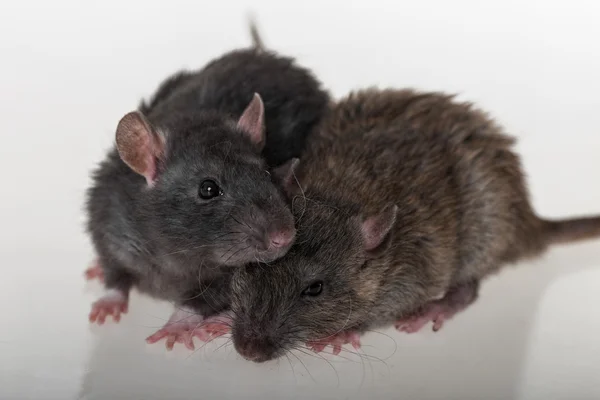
[298,88,545,293]
[230,88,600,362]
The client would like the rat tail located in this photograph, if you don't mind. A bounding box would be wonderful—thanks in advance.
[248,14,266,52]
[540,216,600,246]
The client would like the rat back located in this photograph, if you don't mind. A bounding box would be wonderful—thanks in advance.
[140,48,329,167]
[297,89,551,310]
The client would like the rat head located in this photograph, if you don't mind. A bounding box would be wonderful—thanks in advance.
[230,198,398,363]
[115,94,296,266]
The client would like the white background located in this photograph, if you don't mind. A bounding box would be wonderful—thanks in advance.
[1,0,600,399]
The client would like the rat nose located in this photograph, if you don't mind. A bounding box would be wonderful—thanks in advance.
[235,335,275,363]
[267,228,296,249]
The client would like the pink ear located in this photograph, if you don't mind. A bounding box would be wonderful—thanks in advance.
[115,111,164,186]
[237,93,266,149]
[271,158,300,198]
[360,205,398,252]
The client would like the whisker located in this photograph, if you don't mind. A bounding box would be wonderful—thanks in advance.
[288,351,316,384]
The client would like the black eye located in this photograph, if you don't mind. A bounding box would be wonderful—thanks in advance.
[199,180,222,200]
[302,281,323,297]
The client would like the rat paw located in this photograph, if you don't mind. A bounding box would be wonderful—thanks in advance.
[146,320,201,351]
[145,310,231,350]
[306,331,361,355]
[396,281,479,333]
[89,290,128,325]
[84,260,104,282]
[395,304,448,333]
[192,313,232,342]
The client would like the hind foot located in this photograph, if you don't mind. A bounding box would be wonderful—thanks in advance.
[395,280,480,333]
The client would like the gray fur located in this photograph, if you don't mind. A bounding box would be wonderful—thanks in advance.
[86,30,330,317]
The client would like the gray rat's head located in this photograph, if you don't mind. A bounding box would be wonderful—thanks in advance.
[115,94,296,266]
[230,195,398,362]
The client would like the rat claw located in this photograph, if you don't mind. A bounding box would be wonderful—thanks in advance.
[311,343,326,353]
[332,345,342,355]
[349,334,362,350]
[97,310,106,325]
[432,317,445,332]
[145,330,168,344]
[166,334,177,350]
[184,333,195,350]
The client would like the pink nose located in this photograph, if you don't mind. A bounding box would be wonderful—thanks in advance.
[268,229,296,249]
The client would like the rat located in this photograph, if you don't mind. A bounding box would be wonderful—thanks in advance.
[84,19,330,350]
[228,88,600,362]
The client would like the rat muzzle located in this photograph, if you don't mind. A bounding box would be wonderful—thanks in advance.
[233,330,280,363]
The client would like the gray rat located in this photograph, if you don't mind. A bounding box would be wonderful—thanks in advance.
[229,88,600,362]
[84,20,330,350]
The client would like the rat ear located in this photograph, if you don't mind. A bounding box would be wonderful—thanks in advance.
[359,205,398,253]
[115,111,164,186]
[237,93,266,150]
[271,158,300,198]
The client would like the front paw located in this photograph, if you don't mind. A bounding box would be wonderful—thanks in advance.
[191,313,232,342]
[307,331,362,355]
[145,309,231,350]
[84,259,104,282]
[89,290,128,324]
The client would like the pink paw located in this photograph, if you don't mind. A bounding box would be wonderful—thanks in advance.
[84,260,104,282]
[145,310,231,351]
[192,313,232,342]
[89,290,128,324]
[306,331,361,355]
[395,304,448,333]
[395,282,479,334]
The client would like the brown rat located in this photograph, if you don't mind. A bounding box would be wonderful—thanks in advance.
[229,88,600,362]
[84,20,330,350]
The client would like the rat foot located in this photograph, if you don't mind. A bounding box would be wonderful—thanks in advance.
[307,331,362,355]
[84,260,104,282]
[145,309,232,350]
[395,303,452,333]
[146,308,203,350]
[192,312,232,342]
[89,290,128,324]
[395,280,479,333]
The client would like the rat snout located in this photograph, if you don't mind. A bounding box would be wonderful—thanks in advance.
[234,332,279,363]
[267,227,296,249]
[240,203,296,260]
[247,225,296,253]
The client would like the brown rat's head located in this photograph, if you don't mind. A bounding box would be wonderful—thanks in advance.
[230,196,398,363]
[115,94,296,266]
